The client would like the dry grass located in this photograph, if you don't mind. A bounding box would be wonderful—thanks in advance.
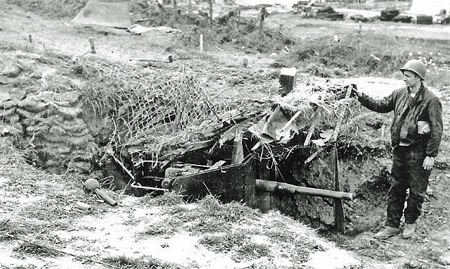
[141,191,186,206]
[140,194,261,237]
[199,231,272,262]
[6,0,450,92]
[138,193,329,265]
[1,145,347,268]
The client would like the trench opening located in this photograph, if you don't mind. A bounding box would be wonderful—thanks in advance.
[0,48,394,234]
[1,82,393,234]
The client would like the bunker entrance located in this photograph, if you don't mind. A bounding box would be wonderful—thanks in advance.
[129,144,353,231]
[0,51,393,233]
[120,121,390,233]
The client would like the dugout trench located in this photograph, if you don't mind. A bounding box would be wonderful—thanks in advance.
[0,51,392,233]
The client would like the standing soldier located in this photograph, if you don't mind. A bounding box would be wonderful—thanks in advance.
[352,59,443,239]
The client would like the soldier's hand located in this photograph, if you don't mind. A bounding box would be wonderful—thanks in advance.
[423,156,435,170]
[347,84,360,98]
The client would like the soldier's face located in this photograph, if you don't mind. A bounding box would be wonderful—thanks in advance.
[402,70,421,88]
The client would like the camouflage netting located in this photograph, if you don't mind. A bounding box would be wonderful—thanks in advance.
[0,50,274,173]
[74,57,274,166]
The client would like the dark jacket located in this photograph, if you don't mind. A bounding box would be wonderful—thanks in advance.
[358,84,443,157]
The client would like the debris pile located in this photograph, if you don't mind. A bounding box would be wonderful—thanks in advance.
[122,76,391,229]
[294,2,345,20]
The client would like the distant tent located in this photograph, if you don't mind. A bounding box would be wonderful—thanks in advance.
[70,0,132,28]
[408,0,450,16]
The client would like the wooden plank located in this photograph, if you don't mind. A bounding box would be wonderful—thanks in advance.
[168,155,256,206]
[332,144,345,233]
[304,108,321,146]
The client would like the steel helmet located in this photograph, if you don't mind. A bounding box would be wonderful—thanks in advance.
[400,59,426,80]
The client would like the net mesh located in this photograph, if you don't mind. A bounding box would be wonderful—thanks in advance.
[110,74,225,161]
[78,59,273,163]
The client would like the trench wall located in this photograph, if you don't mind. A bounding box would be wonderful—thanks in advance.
[254,152,392,231]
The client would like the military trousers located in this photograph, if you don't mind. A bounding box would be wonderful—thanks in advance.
[386,145,431,228]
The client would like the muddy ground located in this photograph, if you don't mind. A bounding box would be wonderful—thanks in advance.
[1,0,450,268]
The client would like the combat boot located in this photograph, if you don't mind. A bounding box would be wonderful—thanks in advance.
[402,223,416,239]
[374,226,400,240]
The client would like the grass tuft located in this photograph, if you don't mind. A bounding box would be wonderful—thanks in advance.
[13,242,60,257]
[198,195,261,222]
[143,191,185,206]
[103,255,187,269]
[199,231,272,262]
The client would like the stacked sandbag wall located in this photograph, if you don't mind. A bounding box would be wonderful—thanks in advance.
[0,51,111,174]
[0,90,101,174]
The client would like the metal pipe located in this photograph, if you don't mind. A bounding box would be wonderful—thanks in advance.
[130,182,168,192]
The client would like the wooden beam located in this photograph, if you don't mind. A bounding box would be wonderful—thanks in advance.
[330,85,353,233]
[255,179,353,200]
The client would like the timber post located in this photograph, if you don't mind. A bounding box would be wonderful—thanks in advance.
[89,37,96,54]
[279,67,297,96]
